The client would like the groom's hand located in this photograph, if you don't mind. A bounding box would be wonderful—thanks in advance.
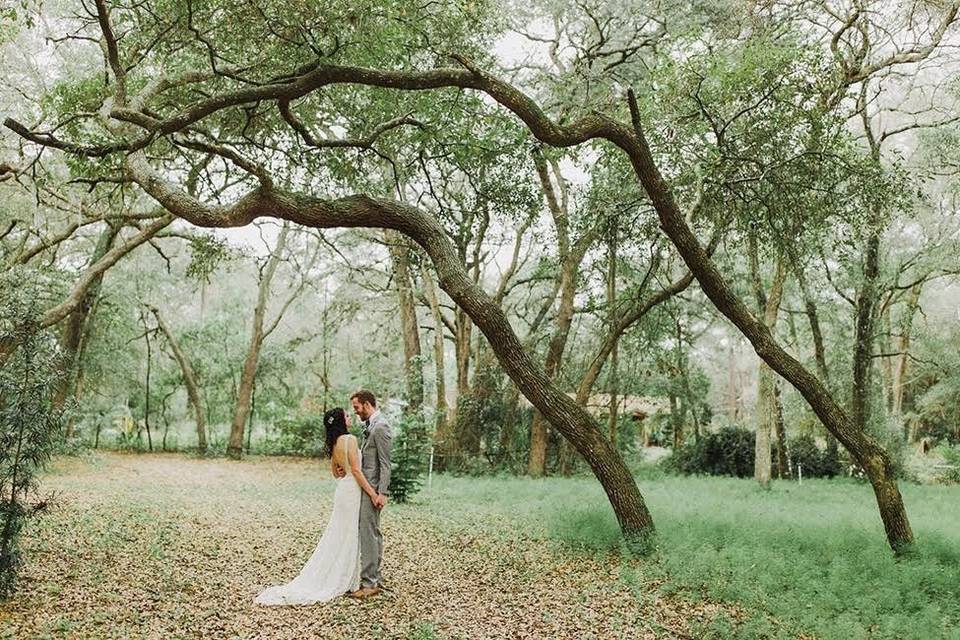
[333,466,346,478]
[374,494,387,510]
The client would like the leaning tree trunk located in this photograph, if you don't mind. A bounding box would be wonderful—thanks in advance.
[620,91,912,550]
[51,222,121,435]
[148,304,207,453]
[226,223,289,459]
[127,157,657,544]
[0,215,173,368]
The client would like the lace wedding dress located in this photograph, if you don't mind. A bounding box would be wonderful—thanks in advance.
[255,436,361,605]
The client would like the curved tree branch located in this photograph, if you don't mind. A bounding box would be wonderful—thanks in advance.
[124,151,655,539]
[6,39,917,549]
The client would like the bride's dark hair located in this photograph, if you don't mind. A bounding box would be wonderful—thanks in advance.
[323,407,349,457]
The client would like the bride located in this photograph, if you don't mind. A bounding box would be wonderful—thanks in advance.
[255,407,379,605]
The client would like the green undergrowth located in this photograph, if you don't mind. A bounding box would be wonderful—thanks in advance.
[421,472,960,639]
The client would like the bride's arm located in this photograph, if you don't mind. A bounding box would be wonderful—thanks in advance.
[330,444,346,478]
[347,436,379,500]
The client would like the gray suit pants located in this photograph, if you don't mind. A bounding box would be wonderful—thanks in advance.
[359,493,383,587]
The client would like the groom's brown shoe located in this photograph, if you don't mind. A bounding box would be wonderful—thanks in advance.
[347,586,381,599]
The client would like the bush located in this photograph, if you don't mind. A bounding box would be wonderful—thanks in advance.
[0,279,61,598]
[389,415,429,504]
[663,426,755,477]
[788,434,840,479]
[937,445,960,484]
[262,415,322,456]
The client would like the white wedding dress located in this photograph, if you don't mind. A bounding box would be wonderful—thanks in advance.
[255,436,361,605]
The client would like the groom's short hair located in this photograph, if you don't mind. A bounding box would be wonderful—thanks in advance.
[351,389,377,407]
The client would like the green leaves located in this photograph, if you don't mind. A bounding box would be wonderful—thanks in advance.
[0,1,34,46]
[0,271,63,599]
[185,234,234,285]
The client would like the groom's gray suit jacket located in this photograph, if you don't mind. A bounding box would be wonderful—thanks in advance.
[361,411,392,495]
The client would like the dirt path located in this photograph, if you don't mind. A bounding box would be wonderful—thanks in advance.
[0,453,730,639]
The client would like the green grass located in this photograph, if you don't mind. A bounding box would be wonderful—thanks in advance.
[419,473,960,639]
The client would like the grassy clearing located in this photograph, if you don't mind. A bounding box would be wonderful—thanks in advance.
[1,452,725,640]
[422,472,960,639]
[3,453,957,639]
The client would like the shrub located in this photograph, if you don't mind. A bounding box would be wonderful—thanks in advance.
[937,445,960,484]
[388,415,429,504]
[263,415,322,456]
[664,426,755,477]
[0,280,61,598]
[788,433,840,479]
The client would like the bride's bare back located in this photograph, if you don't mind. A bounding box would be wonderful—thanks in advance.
[332,435,367,483]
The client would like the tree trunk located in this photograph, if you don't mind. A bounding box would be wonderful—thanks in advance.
[386,230,424,415]
[891,283,921,425]
[755,362,775,486]
[621,96,912,550]
[607,225,620,446]
[51,222,121,436]
[726,341,740,421]
[608,351,620,446]
[139,309,154,453]
[528,151,586,477]
[880,306,894,414]
[148,304,207,453]
[528,266,577,476]
[852,227,881,433]
[498,383,522,467]
[793,256,840,462]
[750,240,786,489]
[246,382,256,454]
[527,410,549,476]
[454,310,472,399]
[72,292,102,420]
[454,347,497,462]
[773,383,791,478]
[0,215,173,368]
[129,162,656,544]
[420,261,449,439]
[160,387,175,452]
[226,223,289,459]
[668,393,682,448]
[451,304,473,459]
[671,317,688,449]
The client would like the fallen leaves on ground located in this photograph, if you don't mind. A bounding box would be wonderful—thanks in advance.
[0,452,741,639]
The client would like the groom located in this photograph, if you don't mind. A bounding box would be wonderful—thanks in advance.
[348,390,392,598]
